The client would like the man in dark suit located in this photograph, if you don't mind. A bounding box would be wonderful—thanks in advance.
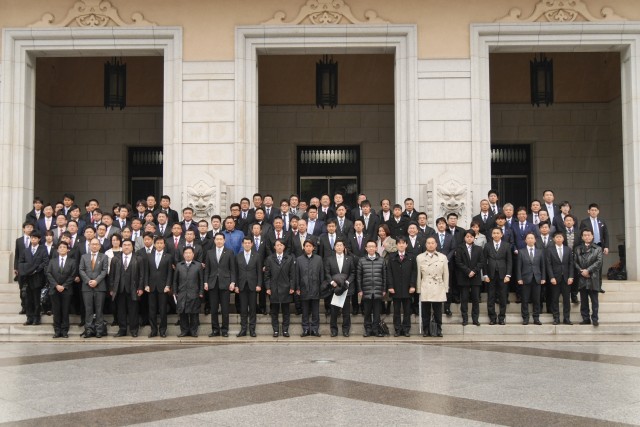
[78,238,109,337]
[406,222,426,315]
[579,203,610,255]
[347,219,368,315]
[264,217,291,257]
[46,241,76,338]
[445,212,465,309]
[317,194,335,221]
[197,220,214,253]
[165,223,186,262]
[156,195,180,225]
[351,194,375,222]
[317,219,340,314]
[455,230,485,326]
[155,212,172,239]
[546,231,574,325]
[296,240,325,337]
[111,240,144,337]
[250,222,269,315]
[14,221,34,315]
[25,197,44,224]
[386,204,410,239]
[487,189,501,215]
[262,194,277,225]
[276,199,294,232]
[417,212,436,240]
[562,214,581,304]
[334,205,353,238]
[359,200,380,241]
[435,217,456,316]
[541,189,562,228]
[516,232,546,325]
[483,227,512,325]
[324,238,356,337]
[174,247,204,337]
[402,198,419,222]
[204,233,237,337]
[135,232,154,327]
[19,231,49,326]
[115,206,131,230]
[264,239,296,337]
[306,205,325,237]
[176,230,204,264]
[235,237,263,337]
[36,205,57,237]
[512,207,539,304]
[179,207,199,236]
[472,199,495,239]
[145,237,174,338]
[535,221,554,312]
[386,237,417,336]
[553,201,572,234]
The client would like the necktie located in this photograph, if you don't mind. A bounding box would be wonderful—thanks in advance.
[245,252,250,264]
[124,255,129,270]
[25,236,29,248]
[277,231,281,239]
[468,245,472,257]
[483,214,487,222]
[521,223,525,232]
[400,254,404,262]
[339,219,344,230]
[492,205,497,214]
[357,235,362,249]
[60,257,64,270]
[174,237,179,249]
[534,214,539,224]
[592,219,601,243]
[255,237,260,249]
[277,255,282,264]
[557,246,563,260]
[266,208,270,216]
[155,253,160,268]
[91,253,96,269]
[31,246,36,255]
[495,243,499,251]
[543,237,547,246]
[330,235,334,249]
[242,212,247,219]
[217,249,222,261]
[529,248,534,261]
[439,234,444,247]
[365,217,369,229]
[160,226,164,234]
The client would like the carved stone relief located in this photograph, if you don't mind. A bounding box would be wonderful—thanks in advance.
[496,0,625,23]
[183,176,228,223]
[263,0,388,25]
[426,173,470,228]
[31,0,156,27]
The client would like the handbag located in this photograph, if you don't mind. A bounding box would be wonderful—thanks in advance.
[378,319,390,336]
[429,312,438,337]
[40,286,51,311]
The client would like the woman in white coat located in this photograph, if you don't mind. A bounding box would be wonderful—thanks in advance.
[416,236,449,337]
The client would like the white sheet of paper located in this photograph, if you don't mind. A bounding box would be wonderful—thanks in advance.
[330,291,348,308]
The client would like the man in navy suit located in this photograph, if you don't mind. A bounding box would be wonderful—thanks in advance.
[19,231,49,325]
[540,189,562,227]
[483,227,512,325]
[487,189,501,216]
[512,207,539,304]
[516,232,546,325]
[546,231,574,325]
[204,233,237,337]
[235,237,263,337]
[306,205,325,237]
[579,203,609,255]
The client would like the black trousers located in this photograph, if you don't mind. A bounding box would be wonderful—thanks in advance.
[25,285,42,322]
[17,278,27,311]
[238,287,257,332]
[520,281,541,320]
[83,290,105,334]
[258,287,267,313]
[363,297,382,334]
[392,297,412,333]
[323,295,332,314]
[351,293,361,312]
[580,288,599,322]
[410,293,420,314]
[148,291,168,334]
[421,301,443,334]
[116,291,139,334]
[330,300,351,333]
[301,299,320,332]
[209,287,230,333]
[550,280,571,322]
[179,313,199,336]
[270,302,290,332]
[487,276,508,322]
[50,290,72,334]
[71,281,84,317]
[294,293,303,314]
[459,286,480,322]
[138,291,149,325]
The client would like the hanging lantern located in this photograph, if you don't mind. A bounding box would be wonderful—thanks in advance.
[104,57,126,110]
[530,53,553,107]
[316,55,338,109]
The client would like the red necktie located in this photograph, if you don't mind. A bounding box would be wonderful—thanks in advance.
[174,238,179,249]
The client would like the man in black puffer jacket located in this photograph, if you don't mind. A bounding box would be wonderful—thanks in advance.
[296,240,324,337]
[357,240,387,337]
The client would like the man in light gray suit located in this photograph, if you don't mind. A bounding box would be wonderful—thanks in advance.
[79,238,109,338]
[516,232,546,325]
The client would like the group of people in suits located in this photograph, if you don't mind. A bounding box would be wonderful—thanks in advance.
[14,188,607,339]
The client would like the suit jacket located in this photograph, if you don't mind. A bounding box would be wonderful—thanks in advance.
[553,214,568,234]
[264,229,292,257]
[197,234,214,253]
[180,220,199,236]
[402,210,419,222]
[455,244,484,286]
[78,252,109,292]
[317,207,336,221]
[204,247,237,289]
[446,226,466,247]
[262,207,277,224]
[154,208,180,225]
[18,245,49,283]
[516,247,546,284]
[347,233,368,260]
[512,221,539,250]
[360,215,380,241]
[115,218,131,230]
[323,254,357,296]
[386,216,410,239]
[46,255,76,295]
[579,217,609,250]
[14,236,30,273]
[290,233,318,258]
[111,253,144,301]
[546,245,574,284]
[350,206,377,222]
[472,212,495,239]
[386,252,417,298]
[173,261,204,313]
[483,240,512,281]
[176,242,204,264]
[250,235,269,260]
[135,247,153,285]
[535,235,553,252]
[165,235,186,260]
[155,223,172,239]
[317,233,340,259]
[541,203,561,222]
[306,219,325,237]
[335,217,353,238]
[418,225,437,240]
[235,250,263,292]
[146,251,174,292]
[434,232,456,262]
[562,227,581,249]
[36,217,57,235]
[263,253,296,303]
[25,209,42,224]
[406,235,427,257]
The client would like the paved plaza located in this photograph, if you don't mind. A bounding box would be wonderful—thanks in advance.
[0,341,639,426]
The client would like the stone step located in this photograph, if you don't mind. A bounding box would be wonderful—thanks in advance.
[2,321,638,337]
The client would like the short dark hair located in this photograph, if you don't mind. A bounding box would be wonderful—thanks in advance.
[588,203,600,210]
[446,212,458,219]
[63,193,75,200]
[488,189,499,197]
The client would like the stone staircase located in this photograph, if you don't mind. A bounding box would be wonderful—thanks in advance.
[1,280,639,341]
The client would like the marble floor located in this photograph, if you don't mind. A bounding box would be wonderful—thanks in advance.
[0,341,639,426]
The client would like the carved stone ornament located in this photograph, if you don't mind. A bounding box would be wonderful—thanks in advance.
[496,0,625,23]
[30,0,156,27]
[183,177,228,223]
[426,173,470,228]
[263,0,388,25]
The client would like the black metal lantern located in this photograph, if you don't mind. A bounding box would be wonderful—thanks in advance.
[104,57,126,110]
[530,53,553,107]
[316,55,338,109]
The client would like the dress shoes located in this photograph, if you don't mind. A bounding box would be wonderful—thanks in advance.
[177,333,188,338]
[62,333,69,338]
[204,307,211,315]
[114,331,126,337]
[301,330,310,337]
[174,320,181,326]
[552,320,559,325]
[95,333,102,338]
[131,332,138,338]
[376,332,384,337]
[148,332,158,338]
[489,320,497,325]
[272,331,279,338]
[311,331,321,337]
[210,330,221,337]
[444,309,453,316]
[462,321,468,326]
[393,332,400,337]
[331,331,338,337]
[34,320,41,326]
[78,321,85,327]
[515,298,522,304]
[160,333,167,338]
[579,320,591,325]
[522,320,529,325]
[52,334,60,339]
[23,321,33,326]
[563,320,573,325]
[571,296,579,304]
[422,332,429,337]
[436,331,443,337]
[250,331,256,337]
[111,320,118,326]
[283,331,290,337]
[533,319,542,325]
[19,309,26,315]
[499,320,506,325]
[404,331,411,337]
[473,321,480,326]
[593,321,599,327]
[192,334,198,338]
[343,332,350,337]
[236,330,247,337]
[82,332,94,339]
[363,331,370,337]
[221,332,228,337]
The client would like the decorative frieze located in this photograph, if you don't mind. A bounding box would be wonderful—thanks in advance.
[31,0,156,27]
[496,0,625,23]
[263,0,388,25]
